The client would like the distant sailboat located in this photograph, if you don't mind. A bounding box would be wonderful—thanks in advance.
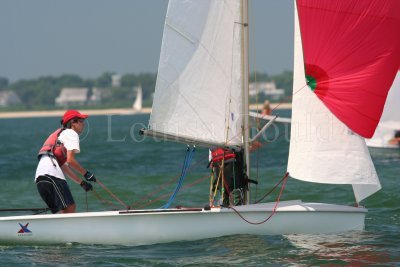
[132,85,143,112]
[0,0,399,246]
[367,68,400,149]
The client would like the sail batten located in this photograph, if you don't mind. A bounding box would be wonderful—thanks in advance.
[149,0,244,146]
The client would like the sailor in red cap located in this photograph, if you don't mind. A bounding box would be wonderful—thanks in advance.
[35,110,97,214]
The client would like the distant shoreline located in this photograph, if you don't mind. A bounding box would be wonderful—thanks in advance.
[0,108,152,119]
[0,103,291,119]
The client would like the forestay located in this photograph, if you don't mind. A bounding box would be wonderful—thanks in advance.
[149,0,244,147]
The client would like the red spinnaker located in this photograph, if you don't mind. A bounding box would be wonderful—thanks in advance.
[297,0,400,138]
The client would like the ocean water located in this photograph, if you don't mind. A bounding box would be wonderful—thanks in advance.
[0,113,399,266]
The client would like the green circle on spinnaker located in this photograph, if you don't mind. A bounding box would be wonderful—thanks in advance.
[306,75,317,91]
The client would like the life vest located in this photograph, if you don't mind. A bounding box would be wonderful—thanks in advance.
[38,128,67,166]
[211,148,236,164]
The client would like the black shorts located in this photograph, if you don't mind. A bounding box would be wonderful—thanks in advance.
[36,175,75,214]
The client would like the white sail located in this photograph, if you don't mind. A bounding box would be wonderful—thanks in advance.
[367,70,400,148]
[133,85,143,111]
[287,4,381,203]
[2,0,385,247]
[149,0,243,147]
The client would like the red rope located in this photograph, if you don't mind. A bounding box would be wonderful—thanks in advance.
[129,175,178,208]
[129,158,208,209]
[255,172,289,204]
[134,174,210,209]
[229,172,289,225]
[91,188,121,210]
[86,144,290,213]
[82,157,208,211]
[96,179,131,210]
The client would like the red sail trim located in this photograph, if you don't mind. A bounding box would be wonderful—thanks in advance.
[297,0,400,138]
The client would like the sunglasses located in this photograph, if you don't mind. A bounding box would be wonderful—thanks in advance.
[72,119,85,123]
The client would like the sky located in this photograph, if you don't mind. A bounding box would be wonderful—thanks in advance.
[0,0,294,82]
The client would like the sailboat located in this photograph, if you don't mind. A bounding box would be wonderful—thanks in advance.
[366,68,400,149]
[1,0,399,246]
[132,85,143,112]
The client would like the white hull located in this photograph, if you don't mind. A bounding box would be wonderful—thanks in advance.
[0,201,366,246]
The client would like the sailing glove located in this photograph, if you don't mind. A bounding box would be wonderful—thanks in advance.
[84,170,97,182]
[80,181,93,192]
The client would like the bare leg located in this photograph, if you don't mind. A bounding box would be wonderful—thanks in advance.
[60,204,76,213]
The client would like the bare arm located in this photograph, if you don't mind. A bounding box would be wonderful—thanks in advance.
[61,164,84,185]
[66,150,87,175]
[388,137,400,145]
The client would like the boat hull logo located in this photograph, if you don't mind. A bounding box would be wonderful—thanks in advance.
[17,223,32,236]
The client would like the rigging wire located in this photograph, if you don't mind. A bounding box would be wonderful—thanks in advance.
[226,83,308,145]
[81,79,302,212]
[134,174,210,210]
[248,0,261,204]
[129,150,208,209]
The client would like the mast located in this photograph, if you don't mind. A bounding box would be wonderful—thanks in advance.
[241,0,250,204]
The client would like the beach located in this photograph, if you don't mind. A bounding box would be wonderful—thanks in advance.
[0,103,291,119]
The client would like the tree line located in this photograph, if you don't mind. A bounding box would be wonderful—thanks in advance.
[0,71,292,110]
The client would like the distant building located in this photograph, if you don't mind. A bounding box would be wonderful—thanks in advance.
[55,88,88,106]
[88,87,112,105]
[89,87,103,105]
[111,74,121,87]
[249,81,285,100]
[0,91,22,107]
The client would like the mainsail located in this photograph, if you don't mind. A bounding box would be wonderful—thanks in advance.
[288,0,400,202]
[149,0,244,147]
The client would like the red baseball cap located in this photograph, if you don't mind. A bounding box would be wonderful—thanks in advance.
[61,110,89,125]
